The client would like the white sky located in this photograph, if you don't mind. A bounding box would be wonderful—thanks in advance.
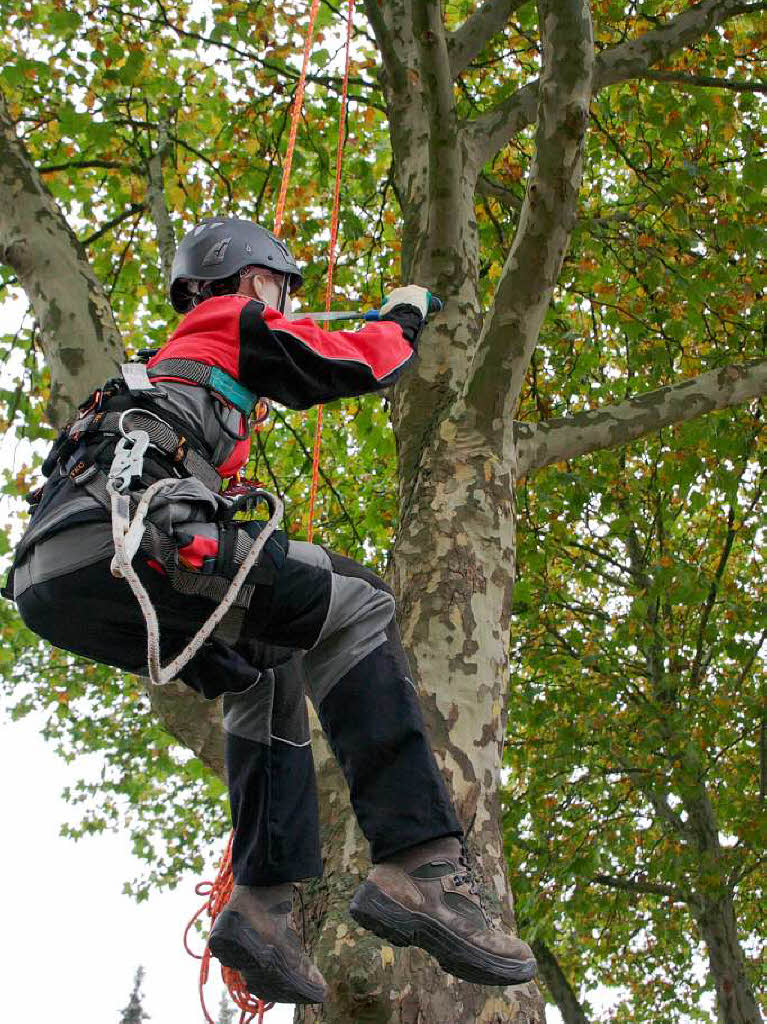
[0,712,297,1024]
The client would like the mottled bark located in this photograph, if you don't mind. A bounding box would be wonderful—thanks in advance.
[448,0,529,78]
[464,0,594,436]
[0,93,123,427]
[146,681,226,779]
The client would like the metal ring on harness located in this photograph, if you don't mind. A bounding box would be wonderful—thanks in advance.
[118,406,167,442]
[219,487,278,523]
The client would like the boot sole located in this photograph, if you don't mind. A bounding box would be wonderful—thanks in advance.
[349,881,538,986]
[208,909,328,1004]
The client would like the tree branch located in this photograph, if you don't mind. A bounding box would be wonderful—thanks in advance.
[39,158,142,175]
[270,407,368,552]
[476,171,650,231]
[530,938,590,1024]
[362,0,407,94]
[476,172,523,211]
[638,69,767,93]
[115,0,378,96]
[145,121,176,286]
[413,0,466,283]
[448,0,528,79]
[515,358,767,479]
[470,0,764,165]
[591,872,683,900]
[81,202,146,248]
[689,503,738,689]
[462,0,593,440]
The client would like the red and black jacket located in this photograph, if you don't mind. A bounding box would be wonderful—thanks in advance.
[147,294,416,478]
[10,294,417,571]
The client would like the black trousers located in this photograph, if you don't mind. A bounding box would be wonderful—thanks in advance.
[16,523,462,884]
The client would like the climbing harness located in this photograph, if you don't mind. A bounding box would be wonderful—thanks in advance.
[106,429,283,687]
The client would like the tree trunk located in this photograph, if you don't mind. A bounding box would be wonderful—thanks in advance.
[694,894,762,1024]
[0,94,123,427]
[683,787,762,1024]
[298,286,543,1020]
[303,700,543,1024]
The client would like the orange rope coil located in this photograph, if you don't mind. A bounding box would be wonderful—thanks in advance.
[184,835,272,1023]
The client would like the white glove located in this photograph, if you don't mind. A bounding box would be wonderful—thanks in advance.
[380,285,431,318]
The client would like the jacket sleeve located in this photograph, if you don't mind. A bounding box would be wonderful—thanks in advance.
[237,299,416,409]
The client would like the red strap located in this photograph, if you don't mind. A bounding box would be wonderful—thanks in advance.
[178,535,219,570]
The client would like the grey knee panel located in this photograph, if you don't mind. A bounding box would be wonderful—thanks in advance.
[223,654,311,747]
[223,671,274,745]
[226,541,397,734]
[304,562,395,708]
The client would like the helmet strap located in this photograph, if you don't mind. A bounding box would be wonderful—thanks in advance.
[278,274,290,315]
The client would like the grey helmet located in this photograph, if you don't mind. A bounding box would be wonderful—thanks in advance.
[169,217,303,313]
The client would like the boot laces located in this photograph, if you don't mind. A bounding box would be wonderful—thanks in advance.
[453,839,493,925]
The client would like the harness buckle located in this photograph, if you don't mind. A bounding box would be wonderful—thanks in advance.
[108,430,150,493]
[174,435,187,463]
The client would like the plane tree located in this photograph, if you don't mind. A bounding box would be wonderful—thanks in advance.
[0,1,764,1022]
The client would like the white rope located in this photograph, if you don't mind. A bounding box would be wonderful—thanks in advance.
[107,475,283,687]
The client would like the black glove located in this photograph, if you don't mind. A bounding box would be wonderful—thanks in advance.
[380,303,425,349]
[379,285,431,351]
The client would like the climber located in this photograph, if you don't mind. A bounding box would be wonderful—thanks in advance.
[5,217,537,1003]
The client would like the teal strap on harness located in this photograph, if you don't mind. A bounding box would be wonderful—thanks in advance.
[148,359,259,416]
[207,367,259,417]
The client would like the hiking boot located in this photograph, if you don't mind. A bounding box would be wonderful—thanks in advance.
[208,883,328,1004]
[349,836,537,986]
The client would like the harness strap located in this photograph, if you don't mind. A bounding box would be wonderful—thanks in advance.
[89,409,222,493]
[148,359,260,417]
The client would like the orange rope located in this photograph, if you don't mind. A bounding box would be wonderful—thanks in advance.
[184,834,272,1023]
[307,0,355,543]
[187,4,356,1018]
[274,0,322,238]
